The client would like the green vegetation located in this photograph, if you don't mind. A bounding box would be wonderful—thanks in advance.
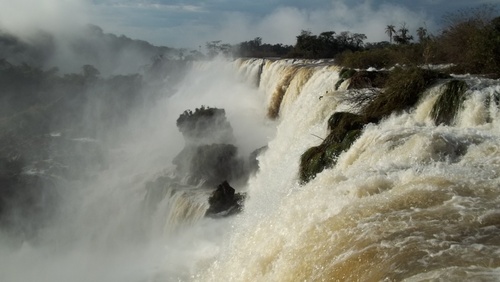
[300,112,364,183]
[337,6,500,76]
[431,80,469,125]
[298,6,499,184]
[287,30,366,59]
[176,106,234,144]
[361,67,449,120]
[335,68,389,90]
[299,67,451,183]
[335,68,357,90]
[235,37,292,58]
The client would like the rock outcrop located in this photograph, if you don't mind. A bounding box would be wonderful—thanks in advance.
[205,181,245,218]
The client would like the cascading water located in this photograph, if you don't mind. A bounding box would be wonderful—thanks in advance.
[197,60,500,281]
[0,58,272,282]
[1,58,500,281]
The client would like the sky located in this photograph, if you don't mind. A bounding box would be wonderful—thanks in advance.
[0,0,498,50]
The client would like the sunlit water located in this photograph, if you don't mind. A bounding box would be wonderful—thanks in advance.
[2,59,500,281]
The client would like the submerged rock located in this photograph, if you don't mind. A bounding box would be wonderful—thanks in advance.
[205,181,245,218]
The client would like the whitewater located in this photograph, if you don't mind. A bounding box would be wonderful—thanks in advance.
[1,58,500,281]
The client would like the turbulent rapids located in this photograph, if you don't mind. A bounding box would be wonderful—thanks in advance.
[2,58,500,281]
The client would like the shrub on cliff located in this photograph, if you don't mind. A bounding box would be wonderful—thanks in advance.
[439,7,500,75]
[431,80,469,125]
[361,67,449,120]
[176,106,235,145]
[299,112,365,183]
[300,67,451,184]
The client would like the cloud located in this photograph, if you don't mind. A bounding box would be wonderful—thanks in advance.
[0,0,89,39]
[3,0,480,50]
[204,0,434,47]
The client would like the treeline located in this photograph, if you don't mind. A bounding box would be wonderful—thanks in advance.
[337,6,500,75]
[205,38,293,58]
[206,5,499,76]
[0,24,184,75]
[205,30,367,59]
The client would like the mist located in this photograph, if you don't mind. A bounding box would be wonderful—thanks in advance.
[210,3,434,45]
[0,1,474,281]
[77,0,439,48]
[0,5,274,276]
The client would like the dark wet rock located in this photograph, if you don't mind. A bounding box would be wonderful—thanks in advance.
[176,106,235,145]
[347,70,389,90]
[327,112,367,141]
[300,112,368,184]
[335,68,357,90]
[248,146,268,174]
[144,105,260,218]
[173,143,245,187]
[431,79,468,125]
[205,181,245,218]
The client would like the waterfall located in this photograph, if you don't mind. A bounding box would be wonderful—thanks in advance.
[1,58,500,281]
[197,60,500,281]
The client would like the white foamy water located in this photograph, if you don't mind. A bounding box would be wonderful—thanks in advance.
[2,58,500,281]
[197,60,500,281]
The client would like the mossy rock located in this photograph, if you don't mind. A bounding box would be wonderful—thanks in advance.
[361,67,450,120]
[431,80,468,125]
[300,112,368,184]
[173,143,245,187]
[205,181,246,218]
[176,106,235,144]
[327,112,367,140]
[299,128,362,184]
[342,129,362,147]
[299,145,330,183]
[347,70,389,89]
[300,67,451,184]
[335,68,357,90]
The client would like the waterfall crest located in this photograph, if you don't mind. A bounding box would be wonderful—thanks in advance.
[2,58,500,281]
[198,60,500,281]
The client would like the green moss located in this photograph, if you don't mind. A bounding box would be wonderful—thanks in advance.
[299,145,329,183]
[431,80,469,125]
[361,67,450,120]
[328,112,365,135]
[335,68,357,90]
[342,129,362,147]
[335,48,401,69]
[299,112,365,184]
[347,70,389,89]
[299,67,451,184]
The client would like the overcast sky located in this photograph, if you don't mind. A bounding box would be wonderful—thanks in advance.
[0,0,498,49]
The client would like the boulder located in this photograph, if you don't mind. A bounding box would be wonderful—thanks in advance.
[176,106,235,145]
[173,143,245,187]
[205,181,245,218]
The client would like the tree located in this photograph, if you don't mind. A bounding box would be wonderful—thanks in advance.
[385,25,396,44]
[416,27,428,43]
[206,40,222,58]
[439,6,500,74]
[82,64,100,81]
[352,33,367,48]
[291,30,319,58]
[393,23,414,45]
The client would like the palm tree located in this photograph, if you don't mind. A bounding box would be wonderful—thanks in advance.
[394,22,413,44]
[416,27,428,42]
[385,25,396,43]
